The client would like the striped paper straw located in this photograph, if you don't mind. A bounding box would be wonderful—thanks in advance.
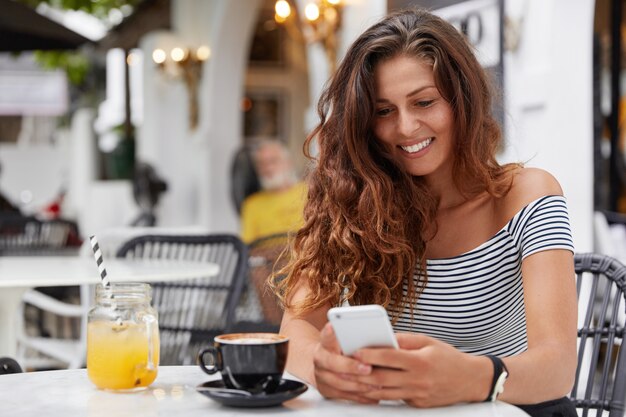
[89,235,110,288]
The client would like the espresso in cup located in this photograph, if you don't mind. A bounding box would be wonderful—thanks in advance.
[197,333,288,393]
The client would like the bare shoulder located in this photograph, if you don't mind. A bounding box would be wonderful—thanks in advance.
[500,167,564,218]
[510,167,563,197]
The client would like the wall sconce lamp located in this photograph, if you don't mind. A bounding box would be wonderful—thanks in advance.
[274,0,343,74]
[151,45,211,130]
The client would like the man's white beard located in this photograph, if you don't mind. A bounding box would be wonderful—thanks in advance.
[259,171,298,191]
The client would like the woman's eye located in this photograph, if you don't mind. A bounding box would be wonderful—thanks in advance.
[415,100,434,108]
[376,108,393,117]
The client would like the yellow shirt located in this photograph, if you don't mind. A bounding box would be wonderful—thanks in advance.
[240,182,307,244]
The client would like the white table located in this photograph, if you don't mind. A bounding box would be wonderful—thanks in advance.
[0,366,530,417]
[0,256,220,357]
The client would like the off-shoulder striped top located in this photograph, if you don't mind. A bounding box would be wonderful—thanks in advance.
[388,195,575,357]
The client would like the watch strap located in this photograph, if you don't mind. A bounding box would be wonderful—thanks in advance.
[484,355,509,402]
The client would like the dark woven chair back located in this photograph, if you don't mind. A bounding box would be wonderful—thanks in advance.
[0,357,23,374]
[116,234,248,365]
[0,215,81,254]
[572,253,626,417]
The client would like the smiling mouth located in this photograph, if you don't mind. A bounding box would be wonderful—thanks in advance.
[400,137,433,154]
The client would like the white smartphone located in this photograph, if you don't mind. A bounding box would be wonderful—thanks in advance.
[327,304,399,356]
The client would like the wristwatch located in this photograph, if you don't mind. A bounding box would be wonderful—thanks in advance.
[485,355,509,402]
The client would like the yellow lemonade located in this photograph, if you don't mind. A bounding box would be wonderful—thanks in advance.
[87,321,160,391]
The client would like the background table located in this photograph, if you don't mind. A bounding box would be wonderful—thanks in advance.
[0,366,530,417]
[0,256,219,356]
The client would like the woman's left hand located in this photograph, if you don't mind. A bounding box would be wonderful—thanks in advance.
[351,333,491,407]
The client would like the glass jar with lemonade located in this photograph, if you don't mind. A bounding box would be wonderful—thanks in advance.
[87,282,159,391]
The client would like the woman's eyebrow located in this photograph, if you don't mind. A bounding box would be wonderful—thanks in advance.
[376,85,437,103]
[406,85,437,98]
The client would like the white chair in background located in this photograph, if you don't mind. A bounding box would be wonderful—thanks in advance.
[16,285,91,369]
[1,217,84,370]
[16,237,104,370]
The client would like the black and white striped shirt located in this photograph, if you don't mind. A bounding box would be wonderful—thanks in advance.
[389,195,575,357]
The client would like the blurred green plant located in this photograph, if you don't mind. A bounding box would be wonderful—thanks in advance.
[16,0,141,86]
[33,50,89,85]
[18,0,140,20]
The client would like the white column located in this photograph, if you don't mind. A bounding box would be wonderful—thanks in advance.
[68,108,97,232]
[194,0,262,231]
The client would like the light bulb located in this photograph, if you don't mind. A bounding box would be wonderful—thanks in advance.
[171,47,186,62]
[127,52,138,66]
[196,45,211,61]
[152,48,166,64]
[275,0,291,19]
[304,3,320,21]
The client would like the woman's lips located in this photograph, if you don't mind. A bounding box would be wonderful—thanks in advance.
[399,137,433,154]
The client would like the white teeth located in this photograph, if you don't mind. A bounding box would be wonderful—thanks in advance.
[401,138,433,153]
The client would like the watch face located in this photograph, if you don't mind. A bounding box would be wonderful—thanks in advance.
[492,371,508,401]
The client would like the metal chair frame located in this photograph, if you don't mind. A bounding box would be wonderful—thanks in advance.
[572,253,626,417]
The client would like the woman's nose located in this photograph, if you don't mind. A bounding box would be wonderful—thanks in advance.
[398,110,420,137]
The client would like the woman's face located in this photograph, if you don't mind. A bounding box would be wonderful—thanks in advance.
[372,54,455,180]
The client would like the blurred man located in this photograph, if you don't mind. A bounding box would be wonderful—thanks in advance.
[240,140,306,244]
[240,140,306,326]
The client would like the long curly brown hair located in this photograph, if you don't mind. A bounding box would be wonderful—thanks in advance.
[273,8,518,320]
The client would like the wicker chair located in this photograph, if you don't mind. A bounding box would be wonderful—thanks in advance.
[572,253,626,417]
[116,234,248,365]
[0,216,81,254]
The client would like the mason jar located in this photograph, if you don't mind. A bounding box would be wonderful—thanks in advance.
[87,282,160,391]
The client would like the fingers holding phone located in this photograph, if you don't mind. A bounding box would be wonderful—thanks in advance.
[313,322,378,403]
[353,332,486,407]
[317,323,373,374]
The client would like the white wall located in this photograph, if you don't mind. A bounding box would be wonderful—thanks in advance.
[80,180,137,235]
[431,0,594,251]
[502,0,595,251]
[139,30,202,229]
[0,143,68,214]
[200,0,262,231]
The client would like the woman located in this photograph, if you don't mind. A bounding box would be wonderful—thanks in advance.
[273,8,577,416]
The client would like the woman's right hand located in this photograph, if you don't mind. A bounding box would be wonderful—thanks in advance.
[313,322,378,404]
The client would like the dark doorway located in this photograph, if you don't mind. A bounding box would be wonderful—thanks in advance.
[594,0,626,213]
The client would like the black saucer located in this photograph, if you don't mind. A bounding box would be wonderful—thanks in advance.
[196,378,308,408]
